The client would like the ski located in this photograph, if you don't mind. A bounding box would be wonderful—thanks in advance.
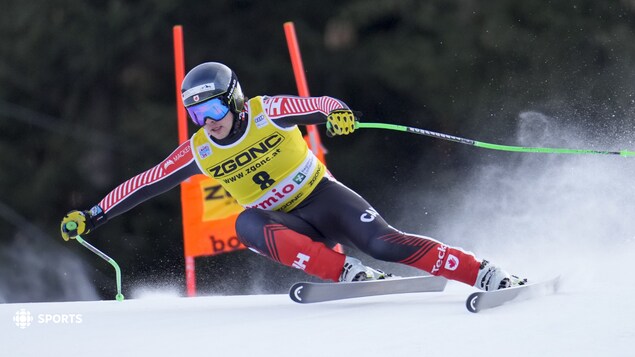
[289,276,447,303]
[465,276,561,313]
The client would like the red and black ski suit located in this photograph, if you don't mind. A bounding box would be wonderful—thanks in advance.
[92,95,481,285]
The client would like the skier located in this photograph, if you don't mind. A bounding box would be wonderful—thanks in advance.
[61,62,525,291]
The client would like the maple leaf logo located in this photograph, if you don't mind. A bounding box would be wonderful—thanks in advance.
[445,254,460,271]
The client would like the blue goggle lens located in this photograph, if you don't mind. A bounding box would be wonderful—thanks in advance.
[186,97,230,125]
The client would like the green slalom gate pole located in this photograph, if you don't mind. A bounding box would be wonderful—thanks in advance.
[65,222,124,301]
[354,122,635,157]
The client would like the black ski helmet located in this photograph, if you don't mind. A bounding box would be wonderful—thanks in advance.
[181,62,245,115]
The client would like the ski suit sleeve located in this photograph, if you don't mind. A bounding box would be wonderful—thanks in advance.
[261,95,349,127]
[90,140,202,224]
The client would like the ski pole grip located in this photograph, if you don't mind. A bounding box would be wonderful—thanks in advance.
[325,122,334,138]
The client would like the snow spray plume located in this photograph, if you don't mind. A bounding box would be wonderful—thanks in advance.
[414,111,635,285]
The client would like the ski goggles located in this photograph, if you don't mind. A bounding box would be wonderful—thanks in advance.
[186,97,230,126]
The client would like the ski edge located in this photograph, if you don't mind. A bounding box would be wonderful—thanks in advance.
[466,275,561,313]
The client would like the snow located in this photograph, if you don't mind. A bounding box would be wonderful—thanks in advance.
[2,270,634,357]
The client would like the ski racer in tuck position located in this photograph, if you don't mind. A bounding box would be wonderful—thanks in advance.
[61,62,526,291]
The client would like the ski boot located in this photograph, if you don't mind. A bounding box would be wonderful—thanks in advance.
[475,260,528,291]
[339,256,391,282]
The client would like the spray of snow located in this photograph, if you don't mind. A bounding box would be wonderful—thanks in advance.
[428,111,635,288]
[130,285,182,300]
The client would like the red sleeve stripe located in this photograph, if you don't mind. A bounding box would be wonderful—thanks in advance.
[99,141,194,213]
[99,165,167,213]
[266,96,344,118]
[287,99,299,113]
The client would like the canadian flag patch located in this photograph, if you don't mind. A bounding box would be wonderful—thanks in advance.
[445,254,459,271]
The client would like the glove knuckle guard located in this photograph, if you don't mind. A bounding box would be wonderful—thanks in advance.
[327,109,356,136]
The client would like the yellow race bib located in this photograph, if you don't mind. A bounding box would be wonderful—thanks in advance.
[190,96,325,212]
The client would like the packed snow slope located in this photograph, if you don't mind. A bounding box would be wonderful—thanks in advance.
[2,269,634,357]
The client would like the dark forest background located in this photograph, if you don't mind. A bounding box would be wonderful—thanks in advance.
[1,0,634,302]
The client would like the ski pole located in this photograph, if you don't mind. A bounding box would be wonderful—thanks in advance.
[65,222,125,301]
[336,121,635,157]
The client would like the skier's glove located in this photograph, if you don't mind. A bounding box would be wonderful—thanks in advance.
[60,206,106,241]
[326,109,359,137]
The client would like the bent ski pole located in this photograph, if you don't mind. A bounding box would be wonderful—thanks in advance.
[349,122,635,157]
[65,222,125,301]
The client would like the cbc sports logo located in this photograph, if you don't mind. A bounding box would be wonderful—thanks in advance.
[13,308,82,329]
[13,309,33,329]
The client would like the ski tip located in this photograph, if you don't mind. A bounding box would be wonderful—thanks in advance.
[289,283,306,303]
[466,292,481,313]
